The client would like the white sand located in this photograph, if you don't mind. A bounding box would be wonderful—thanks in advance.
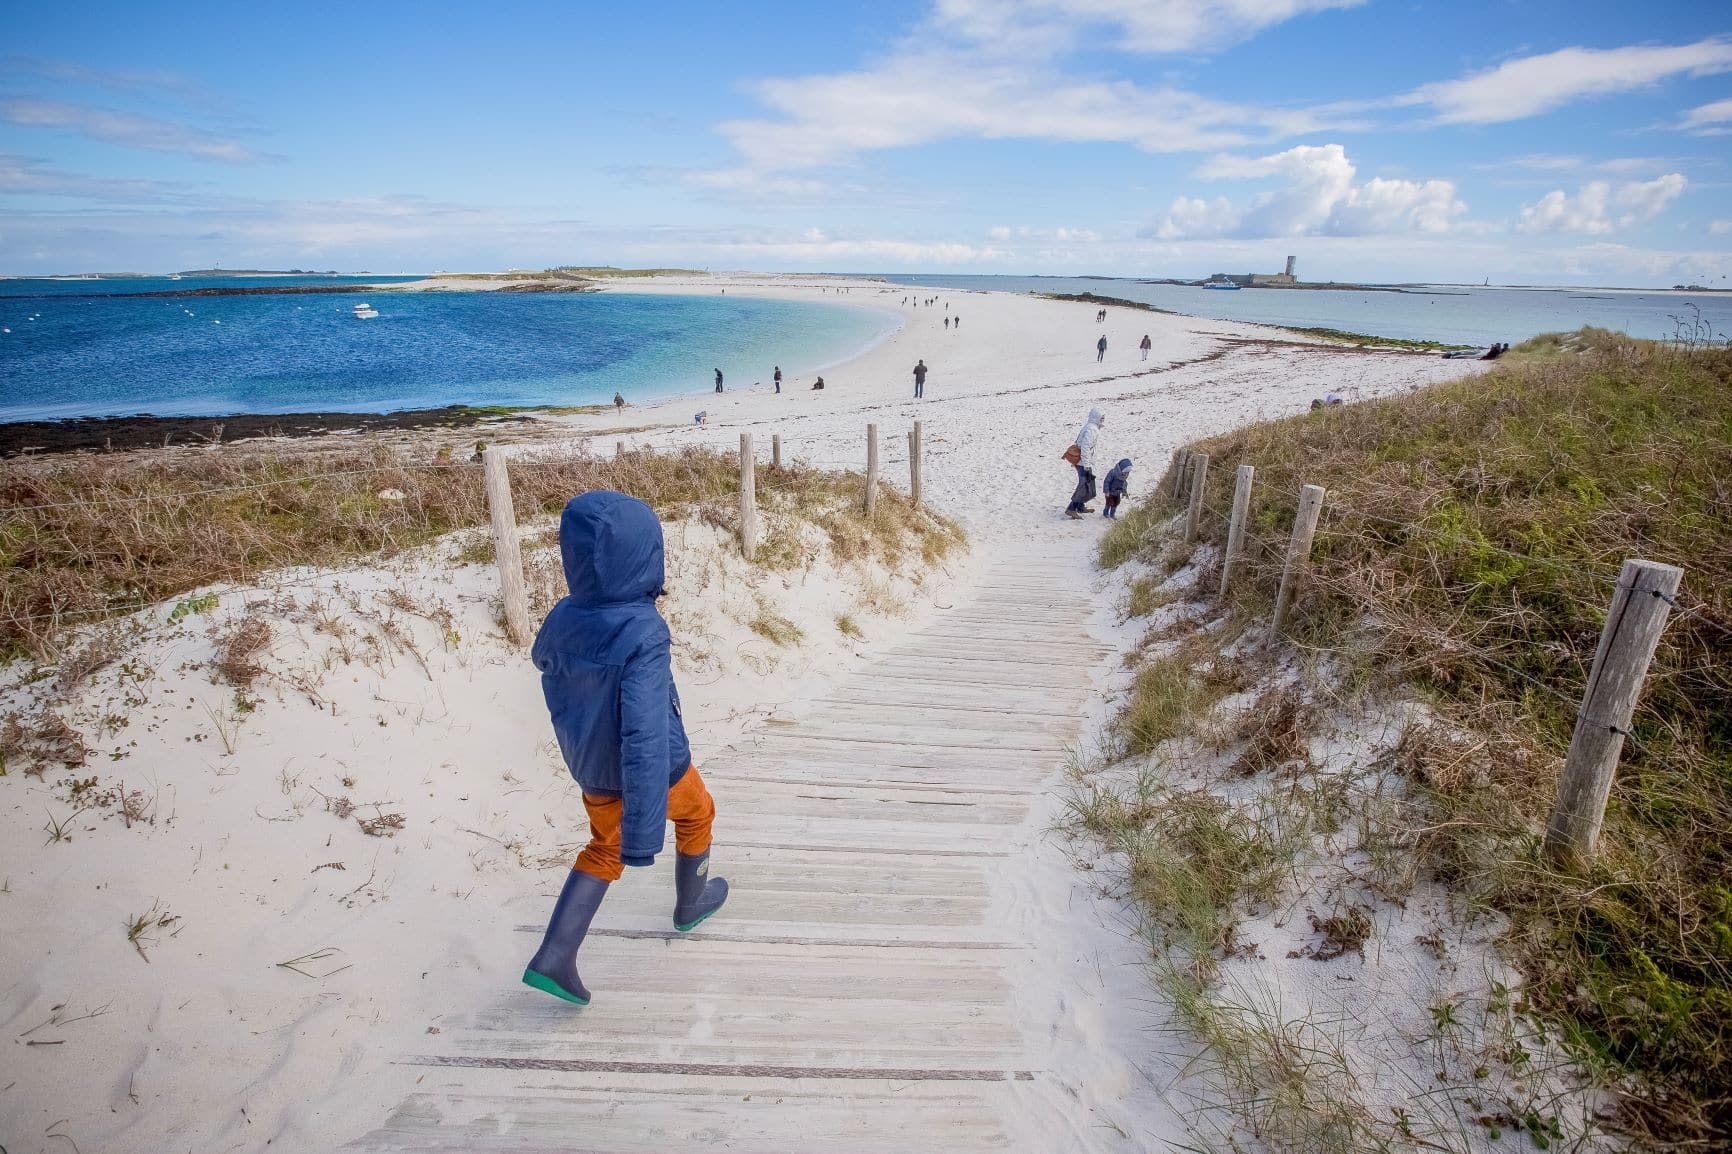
[0,274,1489,1152]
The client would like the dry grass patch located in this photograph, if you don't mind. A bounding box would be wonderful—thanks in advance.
[1101,331,1732,1143]
[0,443,965,658]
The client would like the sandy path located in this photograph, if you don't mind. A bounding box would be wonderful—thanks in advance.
[346,553,1186,1151]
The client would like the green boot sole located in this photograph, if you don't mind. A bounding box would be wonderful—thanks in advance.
[674,907,720,933]
[522,968,590,1006]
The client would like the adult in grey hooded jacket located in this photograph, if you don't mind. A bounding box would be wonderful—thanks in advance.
[1066,407,1104,517]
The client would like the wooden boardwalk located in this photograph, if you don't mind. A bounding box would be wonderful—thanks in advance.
[351,561,1106,1152]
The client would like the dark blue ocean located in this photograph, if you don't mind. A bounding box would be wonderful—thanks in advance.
[0,276,899,421]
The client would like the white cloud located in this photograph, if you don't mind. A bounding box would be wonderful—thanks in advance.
[706,0,1357,183]
[1680,97,1732,134]
[721,52,1327,172]
[1403,38,1732,124]
[1518,174,1687,234]
[933,0,1362,55]
[1158,144,1464,238]
[987,224,1100,242]
[0,97,268,164]
[1486,154,1675,176]
[1155,196,1238,238]
[1711,219,1732,235]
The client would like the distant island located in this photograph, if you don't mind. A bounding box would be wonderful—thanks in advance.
[177,268,344,276]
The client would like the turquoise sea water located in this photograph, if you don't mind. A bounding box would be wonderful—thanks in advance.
[880,274,1732,348]
[0,277,898,421]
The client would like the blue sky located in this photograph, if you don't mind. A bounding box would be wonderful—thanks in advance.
[3,0,1730,285]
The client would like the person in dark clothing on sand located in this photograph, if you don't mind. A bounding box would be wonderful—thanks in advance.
[773,367,782,393]
[1139,335,1151,361]
[714,369,724,393]
[1102,458,1132,518]
[1096,335,1107,362]
[613,392,625,411]
[913,359,927,399]
[811,376,825,390]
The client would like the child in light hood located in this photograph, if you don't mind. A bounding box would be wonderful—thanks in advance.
[1102,458,1132,518]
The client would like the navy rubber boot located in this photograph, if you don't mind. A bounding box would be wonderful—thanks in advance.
[673,851,728,932]
[522,869,609,1006]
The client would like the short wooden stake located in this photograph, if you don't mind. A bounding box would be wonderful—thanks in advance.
[1219,463,1256,596]
[772,434,782,470]
[1184,453,1210,543]
[1544,559,1683,867]
[909,421,923,508]
[1271,484,1325,636]
[739,433,758,561]
[1167,449,1183,500]
[615,440,624,458]
[864,423,880,514]
[482,447,530,645]
[1171,449,1192,500]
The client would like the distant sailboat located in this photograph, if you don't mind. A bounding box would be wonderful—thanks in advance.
[353,302,379,319]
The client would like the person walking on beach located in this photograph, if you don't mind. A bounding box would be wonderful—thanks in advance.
[1096,335,1108,362]
[913,359,927,399]
[1138,335,1151,361]
[1064,408,1105,519]
[773,366,782,394]
[1102,458,1132,518]
[954,315,961,329]
[944,316,950,330]
[523,492,730,1007]
[714,368,724,393]
[613,392,625,411]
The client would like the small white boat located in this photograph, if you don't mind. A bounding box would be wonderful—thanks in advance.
[1203,280,1241,291]
[353,302,379,319]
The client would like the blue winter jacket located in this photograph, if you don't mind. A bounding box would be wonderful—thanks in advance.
[531,491,693,866]
[1103,458,1133,496]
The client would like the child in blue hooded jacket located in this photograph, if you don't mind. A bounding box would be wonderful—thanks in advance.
[1102,458,1132,518]
[522,490,729,1006]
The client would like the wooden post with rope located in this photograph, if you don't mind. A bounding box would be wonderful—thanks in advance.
[908,421,923,507]
[1219,463,1256,596]
[482,448,531,645]
[1544,559,1683,867]
[1184,453,1210,543]
[739,432,758,562]
[1271,484,1325,635]
[864,423,880,514]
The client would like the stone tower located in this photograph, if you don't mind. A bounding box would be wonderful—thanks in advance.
[1284,255,1296,279]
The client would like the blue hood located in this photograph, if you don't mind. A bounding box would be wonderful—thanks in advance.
[1115,458,1132,472]
[559,491,665,606]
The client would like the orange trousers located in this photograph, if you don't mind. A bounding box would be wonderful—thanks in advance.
[574,764,715,883]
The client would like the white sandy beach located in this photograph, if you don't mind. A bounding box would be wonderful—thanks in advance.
[0,275,1495,1153]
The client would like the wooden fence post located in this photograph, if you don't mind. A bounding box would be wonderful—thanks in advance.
[1184,453,1210,543]
[864,423,880,514]
[482,447,530,645]
[615,440,624,459]
[1271,484,1325,635]
[909,421,923,508]
[772,434,782,470]
[1219,463,1256,596]
[1171,449,1191,500]
[1544,559,1683,867]
[739,433,758,561]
